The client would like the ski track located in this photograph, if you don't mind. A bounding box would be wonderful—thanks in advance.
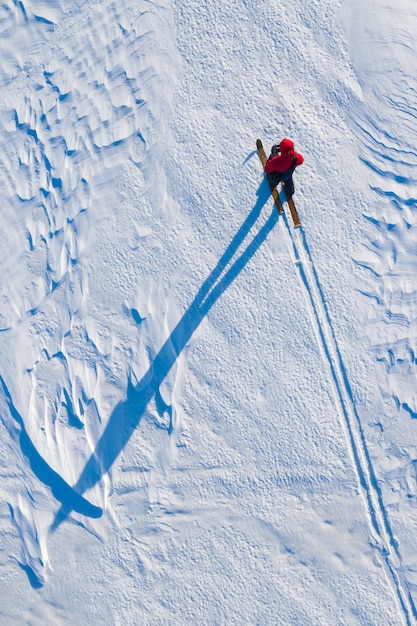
[279,203,415,624]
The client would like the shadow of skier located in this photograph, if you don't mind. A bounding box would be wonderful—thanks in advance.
[51,179,278,528]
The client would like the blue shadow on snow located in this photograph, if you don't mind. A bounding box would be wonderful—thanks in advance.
[1,179,277,529]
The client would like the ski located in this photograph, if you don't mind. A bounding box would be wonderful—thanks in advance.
[256,139,301,228]
[256,139,284,214]
[286,197,301,229]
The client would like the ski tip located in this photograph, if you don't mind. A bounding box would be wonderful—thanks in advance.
[256,139,262,149]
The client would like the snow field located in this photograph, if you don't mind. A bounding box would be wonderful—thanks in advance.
[0,0,416,624]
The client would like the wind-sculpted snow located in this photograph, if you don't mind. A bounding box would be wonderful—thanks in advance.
[0,0,180,590]
[343,0,417,613]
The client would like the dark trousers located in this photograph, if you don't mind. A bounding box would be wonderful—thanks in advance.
[266,171,294,199]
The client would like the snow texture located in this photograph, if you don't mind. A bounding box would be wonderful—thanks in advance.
[0,0,417,624]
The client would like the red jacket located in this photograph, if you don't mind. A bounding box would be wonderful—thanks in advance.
[265,138,304,174]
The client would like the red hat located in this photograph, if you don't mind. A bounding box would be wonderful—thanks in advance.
[279,138,294,156]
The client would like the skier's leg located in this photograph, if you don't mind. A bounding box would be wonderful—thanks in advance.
[283,176,294,200]
[266,171,283,187]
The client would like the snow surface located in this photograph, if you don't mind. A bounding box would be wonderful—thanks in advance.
[1,0,417,623]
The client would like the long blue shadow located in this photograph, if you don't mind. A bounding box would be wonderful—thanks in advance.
[0,377,102,519]
[44,180,276,527]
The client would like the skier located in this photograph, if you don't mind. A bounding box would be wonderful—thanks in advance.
[265,138,304,200]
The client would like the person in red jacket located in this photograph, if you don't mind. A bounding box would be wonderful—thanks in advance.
[265,138,304,200]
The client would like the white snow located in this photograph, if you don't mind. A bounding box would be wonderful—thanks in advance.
[1,0,417,623]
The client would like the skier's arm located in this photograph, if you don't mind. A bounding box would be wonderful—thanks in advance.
[265,156,280,174]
